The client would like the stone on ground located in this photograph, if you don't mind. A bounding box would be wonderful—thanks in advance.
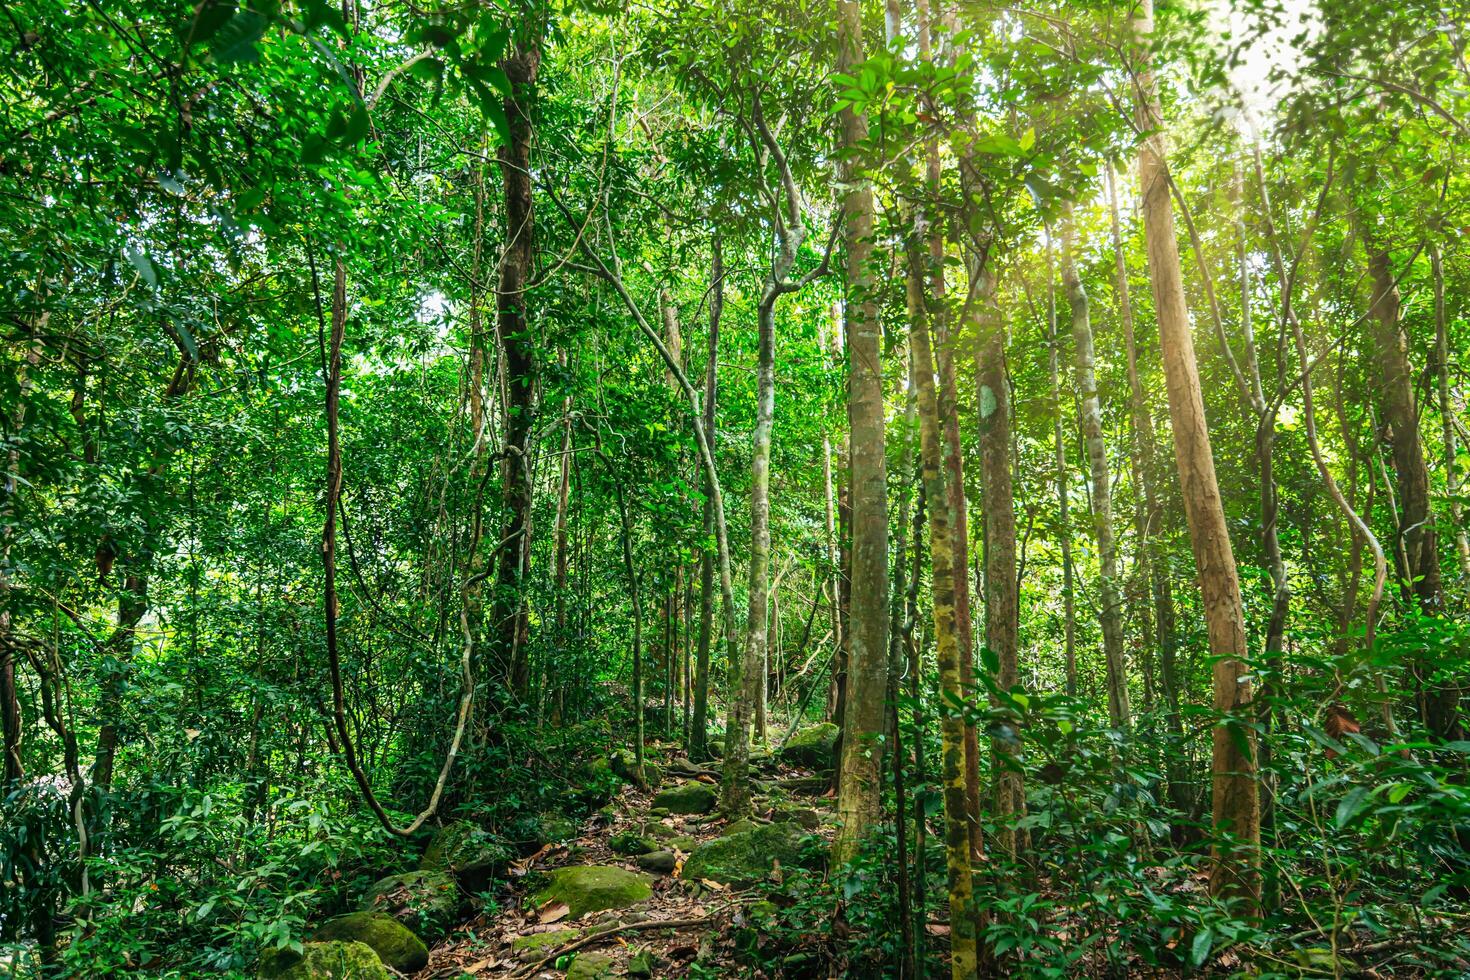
[635,849,676,873]
[610,747,663,788]
[420,820,512,890]
[650,781,717,815]
[778,723,839,769]
[509,927,580,956]
[505,810,581,852]
[530,865,652,920]
[311,911,427,974]
[771,803,823,829]
[360,869,460,941]
[609,830,660,855]
[257,940,389,980]
[565,950,617,980]
[627,950,658,977]
[682,821,816,886]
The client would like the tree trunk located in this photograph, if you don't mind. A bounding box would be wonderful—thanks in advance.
[972,257,1025,859]
[692,235,722,761]
[908,235,981,980]
[1132,0,1259,908]
[1432,242,1470,581]
[494,45,541,699]
[1060,205,1129,730]
[1046,236,1078,700]
[833,0,891,863]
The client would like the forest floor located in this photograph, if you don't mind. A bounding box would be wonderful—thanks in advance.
[423,738,835,979]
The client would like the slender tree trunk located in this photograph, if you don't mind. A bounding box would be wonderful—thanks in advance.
[972,256,1025,858]
[908,235,981,980]
[692,236,722,761]
[1132,0,1259,907]
[1060,206,1129,730]
[833,0,890,863]
[1432,242,1470,582]
[494,45,541,699]
[1,333,41,788]
[1046,236,1078,699]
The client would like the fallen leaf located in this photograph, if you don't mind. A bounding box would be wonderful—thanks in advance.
[537,901,570,924]
[925,923,951,936]
[700,879,727,890]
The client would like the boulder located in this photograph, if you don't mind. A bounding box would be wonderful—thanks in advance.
[257,940,389,980]
[505,811,581,852]
[778,723,839,769]
[420,820,512,891]
[566,950,617,980]
[638,821,697,851]
[530,865,652,920]
[682,822,817,886]
[650,782,717,815]
[626,950,657,977]
[635,850,677,873]
[719,818,765,837]
[509,927,580,957]
[610,747,663,789]
[770,804,823,830]
[609,830,659,856]
[311,912,427,974]
[360,869,460,942]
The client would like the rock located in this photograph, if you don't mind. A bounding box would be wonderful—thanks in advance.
[778,723,839,769]
[651,782,717,815]
[719,818,765,837]
[420,820,512,891]
[682,822,817,886]
[530,865,652,920]
[310,912,427,974]
[578,757,619,807]
[770,804,822,830]
[638,822,697,851]
[506,811,581,852]
[566,951,617,980]
[609,830,659,856]
[626,950,657,977]
[360,869,460,942]
[257,940,389,980]
[509,928,580,956]
[610,748,663,789]
[635,850,676,873]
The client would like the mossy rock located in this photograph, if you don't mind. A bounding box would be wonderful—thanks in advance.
[505,811,582,852]
[360,869,460,942]
[509,928,580,954]
[635,850,676,873]
[421,820,512,890]
[626,950,657,978]
[651,782,717,815]
[638,822,696,851]
[610,747,663,789]
[778,723,839,769]
[566,950,617,980]
[311,912,427,974]
[771,804,823,830]
[530,865,652,920]
[609,830,659,856]
[577,757,620,808]
[257,940,389,980]
[682,822,816,886]
[719,818,764,837]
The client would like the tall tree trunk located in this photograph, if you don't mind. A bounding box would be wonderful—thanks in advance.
[692,236,723,761]
[1132,0,1259,907]
[1,332,41,788]
[1060,206,1129,730]
[833,0,890,863]
[494,45,541,699]
[1432,242,1470,582]
[972,257,1025,858]
[916,0,983,855]
[1046,235,1078,699]
[908,235,981,979]
[1108,165,1188,815]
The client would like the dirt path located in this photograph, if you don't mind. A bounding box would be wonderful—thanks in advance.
[424,741,835,978]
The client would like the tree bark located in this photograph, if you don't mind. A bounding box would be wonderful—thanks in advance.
[1046,235,1078,700]
[1060,205,1129,730]
[494,45,541,699]
[1132,0,1259,907]
[1432,242,1470,581]
[908,234,981,980]
[692,235,722,761]
[833,0,890,863]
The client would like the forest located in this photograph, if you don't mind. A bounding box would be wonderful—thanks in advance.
[3,0,1470,976]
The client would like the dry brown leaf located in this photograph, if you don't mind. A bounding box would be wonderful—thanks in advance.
[700,878,727,890]
[924,923,950,936]
[537,901,570,924]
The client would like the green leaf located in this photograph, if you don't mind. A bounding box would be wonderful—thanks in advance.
[125,247,158,289]
[209,10,267,64]
[1334,786,1369,829]
[1190,927,1213,967]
